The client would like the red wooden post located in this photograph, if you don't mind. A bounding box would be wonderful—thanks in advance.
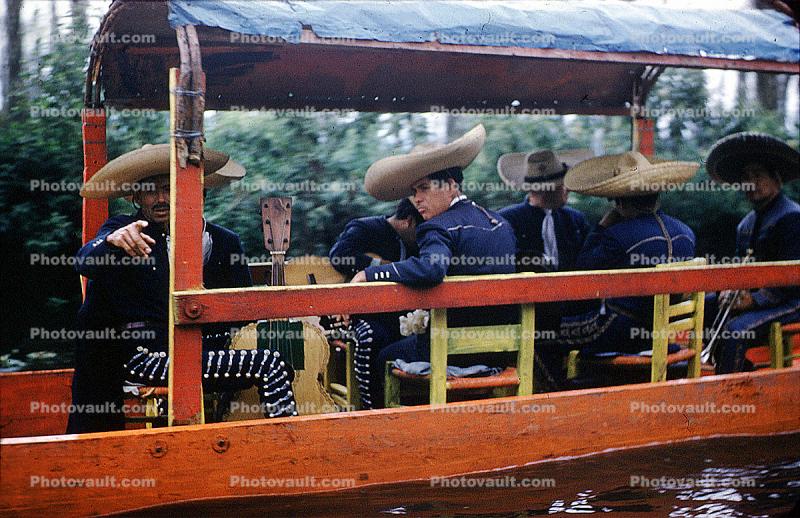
[80,108,108,297]
[168,68,205,426]
[636,117,655,158]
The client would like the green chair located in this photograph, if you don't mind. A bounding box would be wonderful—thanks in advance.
[385,304,536,407]
[567,258,707,383]
[769,321,800,369]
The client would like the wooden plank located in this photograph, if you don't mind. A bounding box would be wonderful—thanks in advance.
[174,262,800,324]
[668,300,695,318]
[517,304,536,396]
[651,293,669,383]
[168,68,205,426]
[80,109,108,297]
[0,369,73,439]
[447,325,521,355]
[688,291,705,378]
[1,368,798,517]
[294,29,800,73]
[668,317,695,334]
[429,308,448,405]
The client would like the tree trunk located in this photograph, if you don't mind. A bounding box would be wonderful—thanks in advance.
[50,0,59,51]
[70,0,88,39]
[2,0,24,115]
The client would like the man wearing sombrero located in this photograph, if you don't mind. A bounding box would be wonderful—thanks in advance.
[540,151,699,385]
[497,148,592,273]
[351,124,517,408]
[705,132,800,374]
[67,144,297,433]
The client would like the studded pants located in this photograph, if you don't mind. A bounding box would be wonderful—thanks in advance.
[124,347,298,418]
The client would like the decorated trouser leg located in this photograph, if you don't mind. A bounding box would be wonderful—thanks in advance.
[353,316,404,410]
[124,348,298,418]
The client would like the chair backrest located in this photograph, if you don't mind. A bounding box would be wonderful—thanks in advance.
[428,304,536,404]
[651,258,707,382]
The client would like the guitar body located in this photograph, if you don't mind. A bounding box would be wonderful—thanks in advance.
[227,319,334,418]
[223,197,334,420]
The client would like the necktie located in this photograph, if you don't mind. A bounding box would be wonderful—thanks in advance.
[542,209,559,270]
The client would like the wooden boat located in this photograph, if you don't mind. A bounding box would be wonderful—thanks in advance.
[2,1,799,515]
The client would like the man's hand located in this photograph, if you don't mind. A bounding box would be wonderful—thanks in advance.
[106,220,156,257]
[730,290,754,313]
[350,271,367,283]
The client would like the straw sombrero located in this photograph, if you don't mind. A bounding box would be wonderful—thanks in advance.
[706,132,799,184]
[564,151,698,198]
[497,149,593,190]
[80,144,246,198]
[364,124,486,201]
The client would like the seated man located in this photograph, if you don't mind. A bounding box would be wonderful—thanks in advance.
[351,124,517,408]
[328,198,422,408]
[539,151,700,385]
[329,198,422,278]
[498,148,592,334]
[68,144,297,433]
[704,132,800,374]
[497,148,591,273]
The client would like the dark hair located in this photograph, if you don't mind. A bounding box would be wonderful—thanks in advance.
[395,198,424,224]
[427,167,464,188]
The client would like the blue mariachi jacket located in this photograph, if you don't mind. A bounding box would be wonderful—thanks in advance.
[364,198,516,286]
[499,197,590,272]
[736,193,800,307]
[75,210,252,349]
[364,198,517,328]
[329,215,418,278]
[576,211,696,322]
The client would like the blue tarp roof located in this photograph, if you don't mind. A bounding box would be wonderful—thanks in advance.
[169,0,799,63]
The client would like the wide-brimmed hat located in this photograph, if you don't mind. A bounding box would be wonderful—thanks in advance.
[80,144,246,198]
[364,124,486,201]
[564,151,698,198]
[706,132,799,184]
[497,149,593,190]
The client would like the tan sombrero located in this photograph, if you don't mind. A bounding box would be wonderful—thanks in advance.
[497,149,594,190]
[80,144,246,198]
[564,151,698,198]
[365,124,486,201]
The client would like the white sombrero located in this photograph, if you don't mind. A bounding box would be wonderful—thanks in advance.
[564,151,698,198]
[497,149,594,190]
[364,124,486,201]
[80,144,246,198]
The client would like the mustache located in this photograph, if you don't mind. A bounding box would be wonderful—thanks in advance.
[152,204,170,211]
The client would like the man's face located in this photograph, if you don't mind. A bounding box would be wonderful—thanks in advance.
[529,183,568,209]
[411,177,458,220]
[134,175,170,225]
[742,163,781,208]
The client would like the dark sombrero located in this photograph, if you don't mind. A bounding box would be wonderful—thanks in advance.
[706,132,799,184]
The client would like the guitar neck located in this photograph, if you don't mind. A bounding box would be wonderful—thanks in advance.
[271,252,286,287]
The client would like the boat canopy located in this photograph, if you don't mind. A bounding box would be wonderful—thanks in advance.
[92,1,799,113]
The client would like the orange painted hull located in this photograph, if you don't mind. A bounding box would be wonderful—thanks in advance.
[1,367,798,517]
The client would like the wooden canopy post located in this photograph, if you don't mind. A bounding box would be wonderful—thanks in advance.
[80,108,107,296]
[630,66,662,157]
[167,65,206,426]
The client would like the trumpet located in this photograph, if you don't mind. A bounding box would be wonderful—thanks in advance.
[700,249,753,365]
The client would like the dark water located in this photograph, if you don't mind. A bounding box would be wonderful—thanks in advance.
[122,433,800,517]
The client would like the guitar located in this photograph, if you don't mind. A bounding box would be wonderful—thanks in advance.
[227,197,334,418]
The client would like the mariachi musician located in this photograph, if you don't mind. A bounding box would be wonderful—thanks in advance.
[350,124,518,408]
[68,144,297,433]
[704,133,800,373]
[328,198,423,408]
